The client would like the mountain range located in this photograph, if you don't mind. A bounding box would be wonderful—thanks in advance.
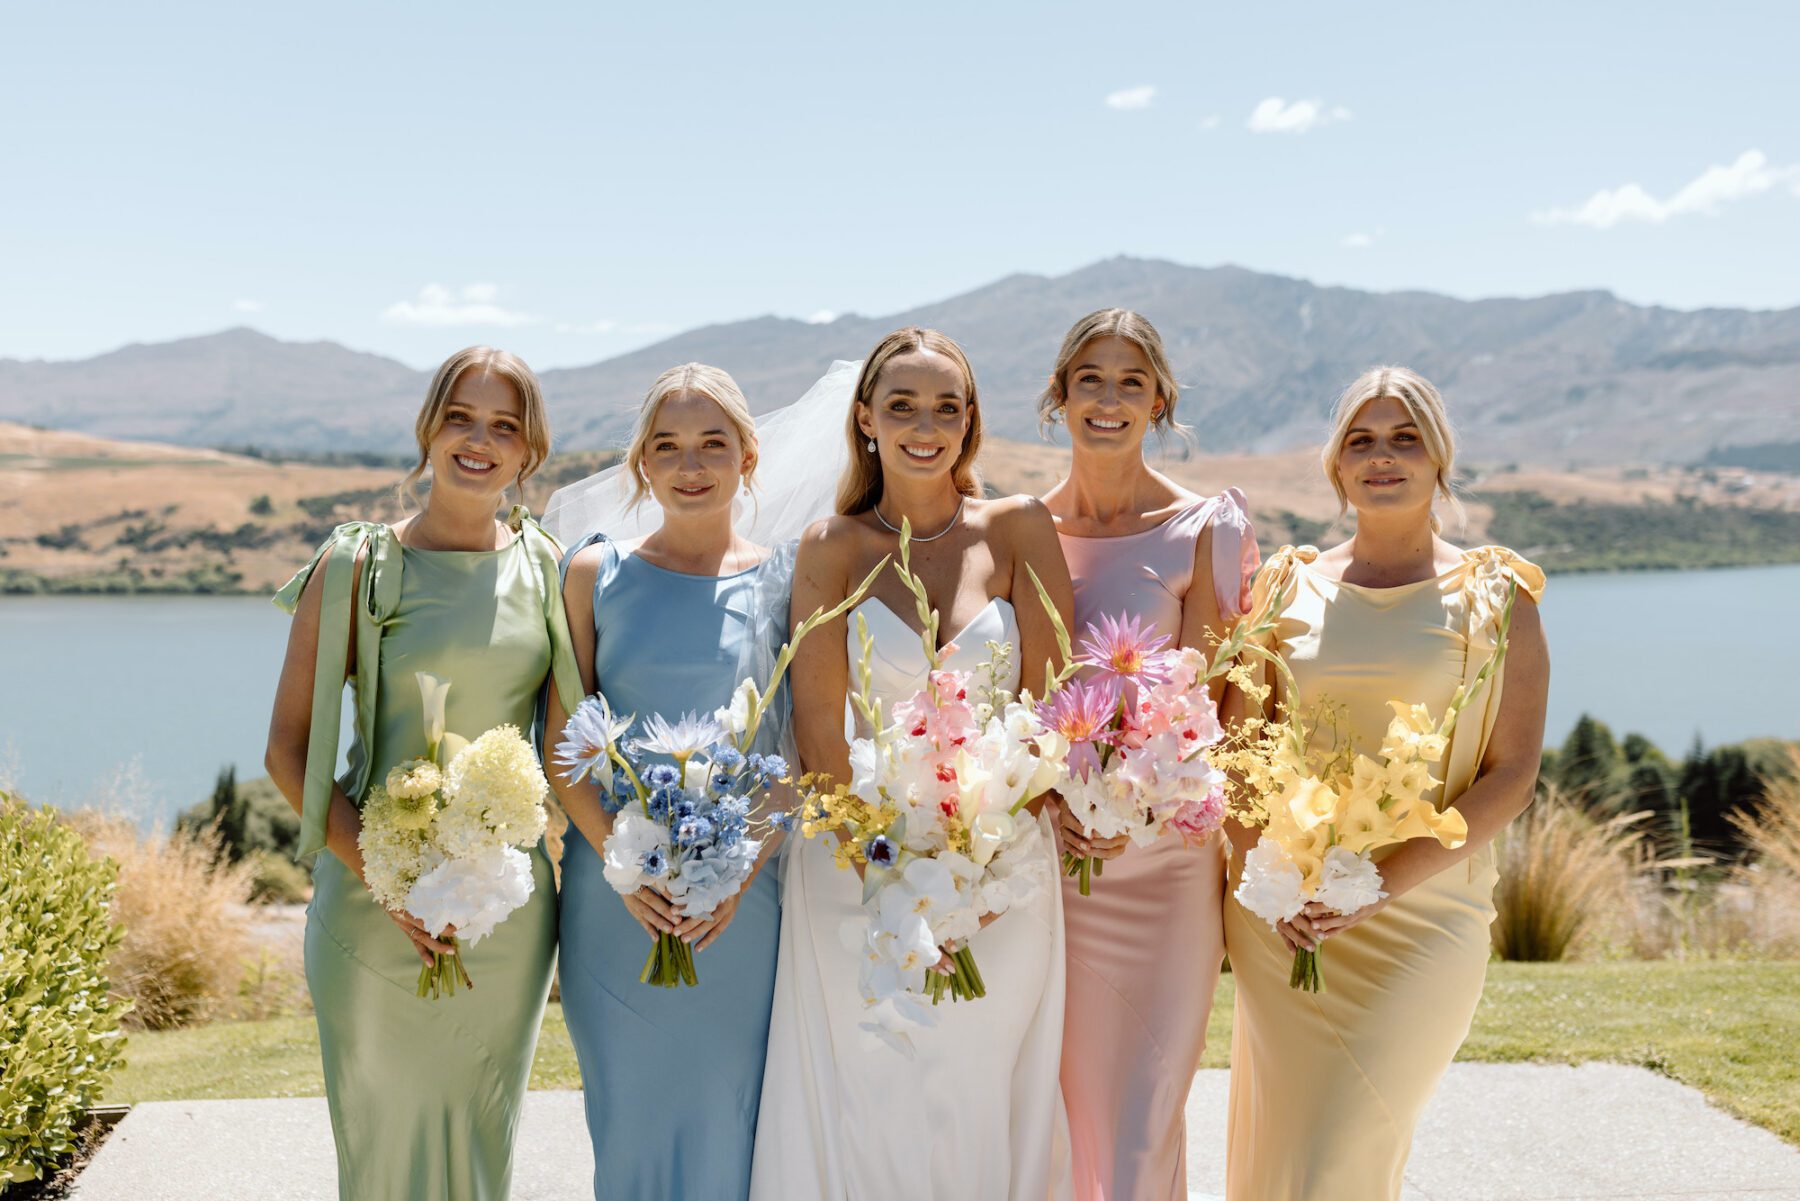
[5,256,1798,465]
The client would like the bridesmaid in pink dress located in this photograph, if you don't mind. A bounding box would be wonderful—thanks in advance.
[1038,309,1260,1201]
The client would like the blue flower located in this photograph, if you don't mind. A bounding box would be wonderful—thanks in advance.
[768,810,794,832]
[640,846,668,877]
[676,814,716,849]
[713,745,745,770]
[644,763,680,790]
[864,834,897,867]
[673,796,699,822]
[554,696,635,784]
[647,787,681,822]
[759,754,790,781]
[711,771,738,794]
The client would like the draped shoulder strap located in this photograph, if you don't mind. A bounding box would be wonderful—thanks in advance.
[271,521,402,857]
[1194,486,1261,620]
[515,508,584,723]
[1439,545,1547,807]
[1245,543,1319,629]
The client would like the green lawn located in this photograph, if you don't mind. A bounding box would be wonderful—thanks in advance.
[106,961,1800,1144]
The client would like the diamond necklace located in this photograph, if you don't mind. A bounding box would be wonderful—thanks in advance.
[872,496,965,543]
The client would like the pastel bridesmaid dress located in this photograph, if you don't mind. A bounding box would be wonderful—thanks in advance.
[1222,545,1545,1201]
[1055,490,1259,1201]
[556,535,792,1201]
[273,509,583,1201]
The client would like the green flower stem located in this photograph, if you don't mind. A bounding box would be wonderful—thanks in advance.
[1289,947,1324,993]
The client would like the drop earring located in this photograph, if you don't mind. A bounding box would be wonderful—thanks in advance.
[866,438,877,453]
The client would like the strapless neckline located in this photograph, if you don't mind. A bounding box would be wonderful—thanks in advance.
[852,595,1014,658]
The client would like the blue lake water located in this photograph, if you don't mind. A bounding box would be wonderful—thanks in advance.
[3,563,1797,826]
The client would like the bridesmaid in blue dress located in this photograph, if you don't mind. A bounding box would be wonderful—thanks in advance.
[545,363,791,1200]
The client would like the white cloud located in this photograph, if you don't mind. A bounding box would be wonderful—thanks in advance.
[382,283,538,327]
[1105,85,1156,111]
[804,309,838,325]
[1532,149,1800,229]
[552,318,676,338]
[554,319,619,335]
[1342,232,1374,249]
[1246,97,1350,134]
[232,298,265,314]
[1199,115,1221,131]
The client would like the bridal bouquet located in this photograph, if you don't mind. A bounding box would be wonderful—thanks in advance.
[359,673,549,1000]
[1220,571,1521,991]
[795,534,1066,1052]
[1035,614,1229,895]
[554,559,886,989]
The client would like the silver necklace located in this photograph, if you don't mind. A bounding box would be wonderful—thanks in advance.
[873,497,965,542]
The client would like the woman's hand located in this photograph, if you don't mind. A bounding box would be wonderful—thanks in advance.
[676,891,742,951]
[386,908,456,966]
[1302,895,1390,939]
[1051,794,1129,862]
[621,883,680,940]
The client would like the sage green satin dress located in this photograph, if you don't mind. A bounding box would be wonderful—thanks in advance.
[274,509,582,1201]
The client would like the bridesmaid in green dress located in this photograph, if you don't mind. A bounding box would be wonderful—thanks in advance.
[265,346,583,1201]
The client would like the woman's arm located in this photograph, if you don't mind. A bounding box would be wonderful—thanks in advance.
[263,545,452,963]
[1003,498,1074,701]
[1306,596,1550,940]
[788,520,856,792]
[544,546,612,849]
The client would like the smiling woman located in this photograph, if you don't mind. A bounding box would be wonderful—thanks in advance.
[401,346,553,514]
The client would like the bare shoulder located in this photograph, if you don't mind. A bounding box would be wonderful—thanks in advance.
[564,542,605,600]
[978,493,1056,538]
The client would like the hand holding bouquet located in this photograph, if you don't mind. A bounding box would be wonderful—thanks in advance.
[795,529,1067,1052]
[554,557,887,988]
[1221,572,1521,990]
[359,673,550,1000]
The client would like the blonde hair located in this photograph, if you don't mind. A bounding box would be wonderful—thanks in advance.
[402,346,551,508]
[837,327,984,515]
[1038,308,1187,438]
[1322,365,1463,531]
[623,363,759,509]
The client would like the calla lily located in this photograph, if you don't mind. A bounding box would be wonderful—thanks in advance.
[418,672,452,758]
[968,811,1016,867]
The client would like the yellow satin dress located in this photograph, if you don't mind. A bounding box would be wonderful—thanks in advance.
[1223,545,1545,1201]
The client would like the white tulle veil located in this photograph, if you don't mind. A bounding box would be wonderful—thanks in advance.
[541,359,862,549]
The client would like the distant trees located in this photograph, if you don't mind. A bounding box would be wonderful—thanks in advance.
[1537,713,1796,856]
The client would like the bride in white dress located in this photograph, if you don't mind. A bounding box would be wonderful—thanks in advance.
[750,327,1077,1201]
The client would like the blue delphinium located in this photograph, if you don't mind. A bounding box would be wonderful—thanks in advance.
[767,810,794,832]
[711,770,739,793]
[640,846,668,877]
[675,813,716,849]
[644,763,681,790]
[712,745,745,771]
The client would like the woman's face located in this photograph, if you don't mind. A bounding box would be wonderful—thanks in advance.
[856,349,972,487]
[427,370,530,503]
[1335,395,1438,520]
[1060,335,1161,455]
[640,390,754,520]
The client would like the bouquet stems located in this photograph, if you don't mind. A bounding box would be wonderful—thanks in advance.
[416,939,473,1000]
[1289,947,1323,993]
[925,944,987,1005]
[640,931,698,988]
[1061,850,1104,896]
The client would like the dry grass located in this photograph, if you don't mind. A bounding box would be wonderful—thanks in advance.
[1730,752,1800,956]
[67,813,258,1029]
[1491,789,1650,961]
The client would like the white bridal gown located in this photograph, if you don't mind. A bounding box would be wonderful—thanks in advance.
[751,595,1073,1201]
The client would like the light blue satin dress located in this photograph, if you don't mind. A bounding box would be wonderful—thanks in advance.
[558,534,791,1201]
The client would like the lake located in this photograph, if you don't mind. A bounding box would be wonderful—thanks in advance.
[3,564,1798,826]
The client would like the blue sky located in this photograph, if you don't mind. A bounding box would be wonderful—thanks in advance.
[4,1,1797,369]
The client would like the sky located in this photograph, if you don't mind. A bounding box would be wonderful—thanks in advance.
[4,0,1798,370]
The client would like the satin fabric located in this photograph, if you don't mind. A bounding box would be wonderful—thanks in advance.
[752,597,1073,1201]
[557,537,789,1200]
[1223,547,1545,1201]
[1056,491,1259,1201]
[278,519,580,1201]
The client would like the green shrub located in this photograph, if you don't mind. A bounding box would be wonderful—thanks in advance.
[177,768,303,865]
[0,794,131,1189]
[245,852,312,905]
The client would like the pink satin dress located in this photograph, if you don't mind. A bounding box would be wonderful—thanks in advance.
[1055,490,1260,1201]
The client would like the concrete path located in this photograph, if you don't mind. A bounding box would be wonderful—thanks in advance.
[73,1063,1800,1200]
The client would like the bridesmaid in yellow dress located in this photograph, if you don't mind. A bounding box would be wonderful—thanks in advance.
[1222,365,1549,1201]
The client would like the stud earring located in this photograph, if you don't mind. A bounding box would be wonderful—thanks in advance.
[866,438,877,453]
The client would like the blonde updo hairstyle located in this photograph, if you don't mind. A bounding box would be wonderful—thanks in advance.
[623,362,760,510]
[837,327,984,515]
[402,346,551,509]
[1037,307,1188,440]
[1322,365,1463,532]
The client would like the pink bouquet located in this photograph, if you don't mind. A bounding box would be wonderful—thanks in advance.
[1036,614,1228,894]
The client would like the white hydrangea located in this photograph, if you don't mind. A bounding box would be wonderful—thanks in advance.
[404,843,534,946]
[1234,836,1308,925]
[1311,846,1387,915]
[357,786,429,911]
[443,724,549,849]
